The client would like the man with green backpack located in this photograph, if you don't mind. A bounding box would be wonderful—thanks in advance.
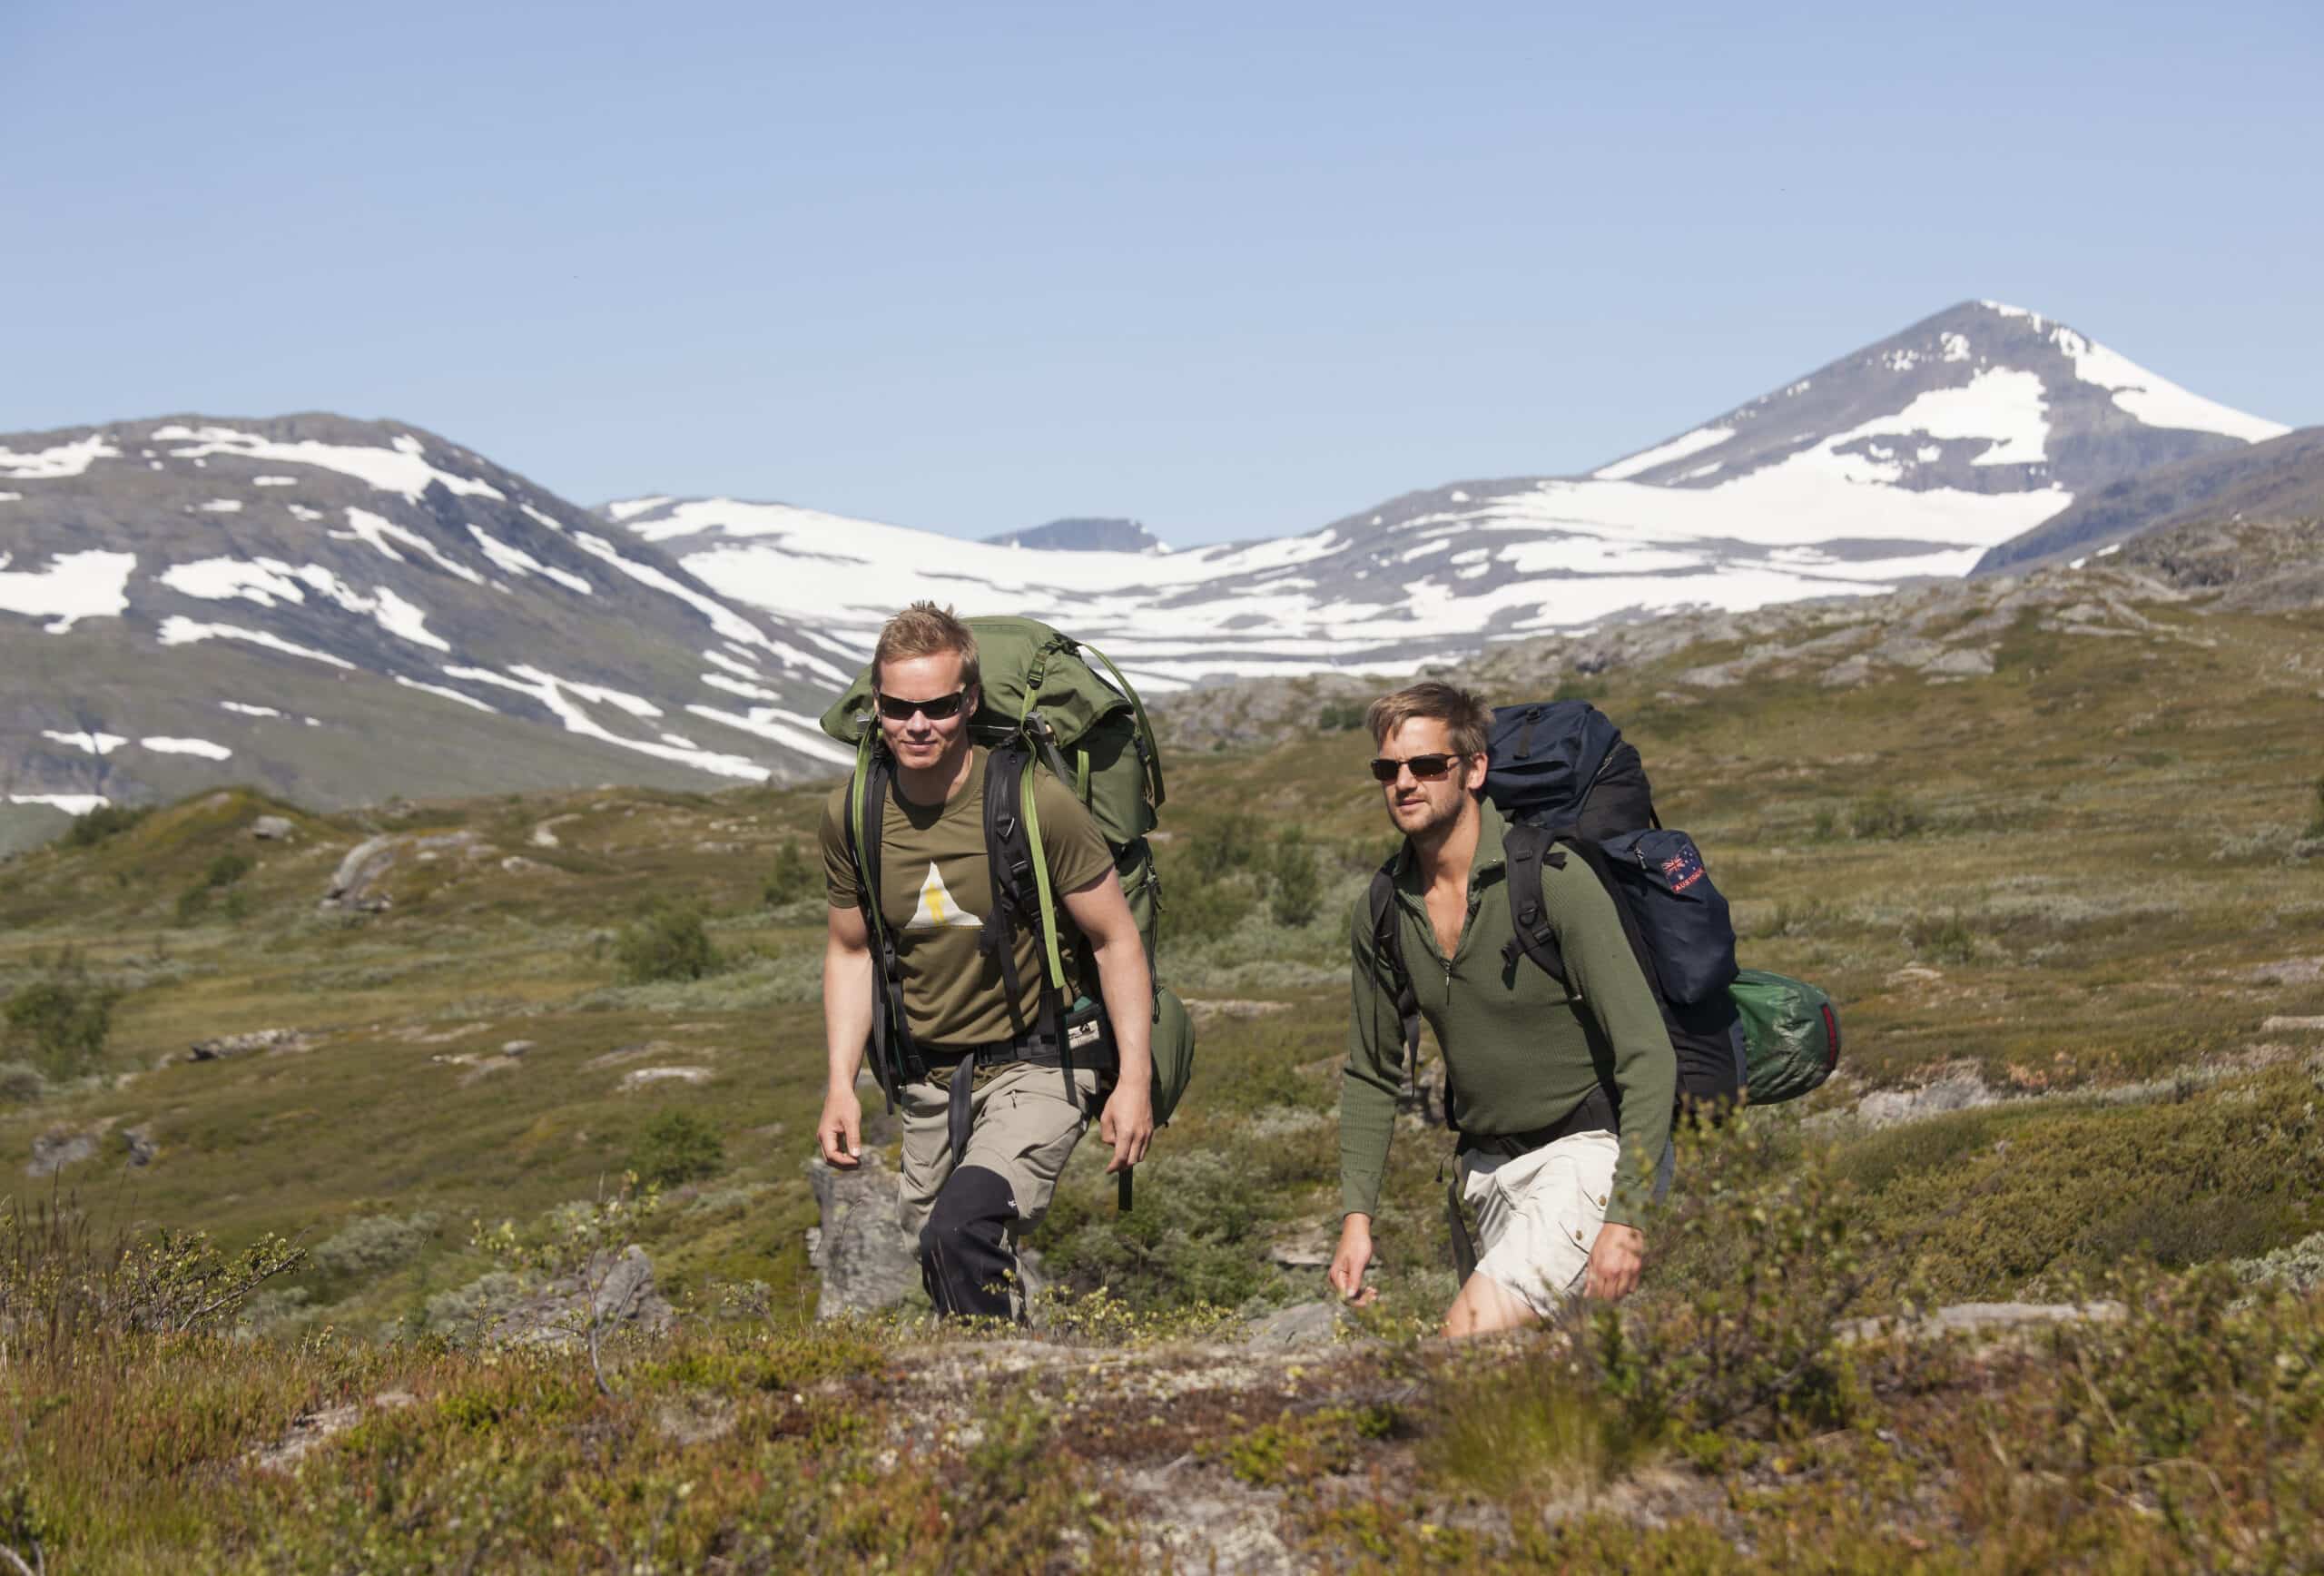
[815,603,1170,1321]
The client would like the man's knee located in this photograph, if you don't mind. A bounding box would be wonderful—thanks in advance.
[918,1166,1019,1318]
[1442,1273,1536,1340]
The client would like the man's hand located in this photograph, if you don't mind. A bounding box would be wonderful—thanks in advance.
[1328,1214,1379,1305]
[1584,1222,1645,1301]
[1098,1081,1153,1173]
[817,1085,863,1168]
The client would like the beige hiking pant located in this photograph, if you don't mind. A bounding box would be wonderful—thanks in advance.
[896,1061,1098,1237]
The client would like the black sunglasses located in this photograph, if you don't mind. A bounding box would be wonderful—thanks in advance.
[875,688,971,723]
[1369,754,1462,783]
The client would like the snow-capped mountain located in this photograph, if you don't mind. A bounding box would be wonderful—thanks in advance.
[0,415,857,818]
[613,301,2288,688]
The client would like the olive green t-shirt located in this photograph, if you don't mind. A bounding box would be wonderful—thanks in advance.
[822,747,1116,1047]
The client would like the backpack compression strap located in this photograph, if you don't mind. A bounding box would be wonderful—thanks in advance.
[1079,640,1167,810]
[1364,864,1434,1118]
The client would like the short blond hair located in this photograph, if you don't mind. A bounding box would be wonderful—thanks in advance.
[872,602,980,692]
[1364,681,1491,761]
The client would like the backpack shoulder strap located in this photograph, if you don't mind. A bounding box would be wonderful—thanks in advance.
[1365,862,1426,1106]
[848,734,910,1106]
[981,744,1084,1102]
[1498,822,1577,1000]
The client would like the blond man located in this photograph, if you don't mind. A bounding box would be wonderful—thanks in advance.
[817,604,1152,1319]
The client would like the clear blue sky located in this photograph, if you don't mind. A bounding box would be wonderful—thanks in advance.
[4,1,2317,544]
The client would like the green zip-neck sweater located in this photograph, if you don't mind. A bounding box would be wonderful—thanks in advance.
[1341,800,1677,1229]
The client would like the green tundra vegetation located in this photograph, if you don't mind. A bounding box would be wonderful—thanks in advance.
[1,583,2320,1570]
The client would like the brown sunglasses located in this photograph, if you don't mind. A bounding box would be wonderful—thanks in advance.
[1369,754,1462,783]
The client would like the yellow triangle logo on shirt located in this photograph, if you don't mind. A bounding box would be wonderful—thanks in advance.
[906,861,982,930]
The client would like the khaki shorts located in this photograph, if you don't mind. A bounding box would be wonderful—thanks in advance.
[897,1061,1098,1237]
[1459,1129,1620,1318]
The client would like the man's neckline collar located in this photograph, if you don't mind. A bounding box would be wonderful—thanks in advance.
[1393,798,1509,891]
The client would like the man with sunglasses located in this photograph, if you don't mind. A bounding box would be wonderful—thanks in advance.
[1328,682,1675,1335]
[816,602,1154,1321]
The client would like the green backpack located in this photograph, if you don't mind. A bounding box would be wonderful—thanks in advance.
[1728,969,1841,1106]
[818,618,1196,1196]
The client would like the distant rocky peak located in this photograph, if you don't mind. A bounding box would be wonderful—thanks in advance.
[982,517,1163,553]
[1589,300,2287,496]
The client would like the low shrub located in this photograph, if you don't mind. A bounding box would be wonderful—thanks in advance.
[612,904,721,984]
[310,1211,439,1285]
[1030,1148,1289,1310]
[628,1110,726,1188]
[1188,813,1266,882]
[63,803,149,848]
[1849,791,1926,840]
[1,950,121,1079]
[1905,911,1982,963]
[1316,701,1366,732]
[762,837,819,908]
[0,1062,44,1105]
[1267,828,1322,927]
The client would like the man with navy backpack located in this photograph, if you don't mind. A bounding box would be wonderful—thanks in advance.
[1328,682,1677,1335]
[816,603,1154,1321]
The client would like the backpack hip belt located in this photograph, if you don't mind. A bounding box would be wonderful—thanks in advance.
[919,1011,1118,1166]
[1454,1083,1619,1160]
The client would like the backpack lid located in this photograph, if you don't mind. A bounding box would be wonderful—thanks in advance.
[1482,701,1624,824]
[818,615,1135,751]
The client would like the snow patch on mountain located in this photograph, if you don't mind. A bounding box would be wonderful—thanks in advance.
[335,507,487,585]
[7,793,109,815]
[0,550,138,633]
[0,434,121,480]
[1593,425,1734,481]
[160,557,451,652]
[467,527,594,595]
[395,675,500,714]
[157,616,358,669]
[150,425,507,506]
[443,664,771,781]
[43,730,126,755]
[141,736,232,760]
[2051,329,2288,443]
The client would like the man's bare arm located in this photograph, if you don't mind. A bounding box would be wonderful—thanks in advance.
[1059,869,1154,1172]
[818,901,875,1167]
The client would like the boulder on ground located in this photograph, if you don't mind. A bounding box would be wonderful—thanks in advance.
[807,1151,919,1318]
[251,815,295,841]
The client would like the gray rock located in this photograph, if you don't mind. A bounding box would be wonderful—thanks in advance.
[594,1245,657,1323]
[321,833,400,909]
[26,1126,95,1177]
[807,1151,920,1318]
[1844,1301,2122,1344]
[1856,1070,1995,1128]
[123,1124,157,1167]
[189,1028,310,1061]
[251,814,295,841]
[1922,647,1995,678]
[1245,1300,1346,1348]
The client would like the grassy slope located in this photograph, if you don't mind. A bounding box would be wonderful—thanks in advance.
[2,586,2321,1567]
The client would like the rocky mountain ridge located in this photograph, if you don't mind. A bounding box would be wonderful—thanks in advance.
[1150,513,2324,751]
[0,415,856,830]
